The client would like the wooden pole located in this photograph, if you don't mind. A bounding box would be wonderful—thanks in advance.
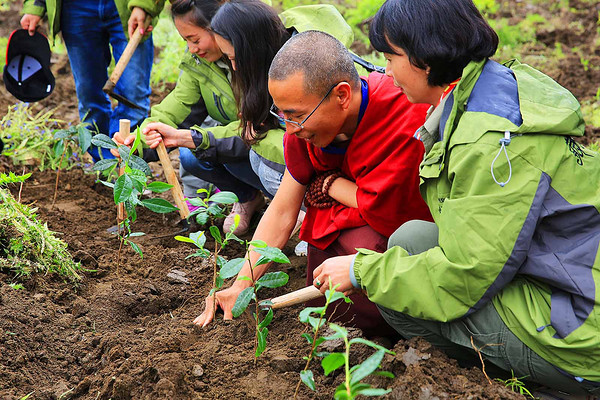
[267,286,323,310]
[116,119,130,223]
[156,141,190,219]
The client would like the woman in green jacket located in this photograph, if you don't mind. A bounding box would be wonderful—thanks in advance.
[314,0,600,397]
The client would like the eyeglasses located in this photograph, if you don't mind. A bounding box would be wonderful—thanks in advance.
[269,82,342,130]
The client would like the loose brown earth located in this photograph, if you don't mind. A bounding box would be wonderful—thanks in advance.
[0,1,598,399]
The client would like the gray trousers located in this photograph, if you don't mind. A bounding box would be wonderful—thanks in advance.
[379,220,599,396]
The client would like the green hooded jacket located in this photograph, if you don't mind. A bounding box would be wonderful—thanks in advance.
[353,59,600,382]
[143,4,354,171]
[21,0,165,46]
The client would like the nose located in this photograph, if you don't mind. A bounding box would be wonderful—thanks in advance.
[285,122,302,136]
[188,42,198,54]
[385,61,392,77]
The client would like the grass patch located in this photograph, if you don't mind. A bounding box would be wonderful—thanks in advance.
[0,178,82,283]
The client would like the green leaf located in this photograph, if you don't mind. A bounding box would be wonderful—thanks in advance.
[350,349,386,385]
[258,308,273,329]
[300,370,316,391]
[255,327,268,358]
[299,306,327,324]
[128,168,147,184]
[328,323,348,339]
[53,139,64,158]
[114,174,134,203]
[118,145,130,164]
[92,158,118,172]
[249,240,267,248]
[129,241,143,258]
[256,271,289,289]
[195,211,209,225]
[175,235,194,243]
[146,181,173,193]
[254,246,290,264]
[53,129,71,140]
[301,333,313,344]
[334,384,350,400]
[128,154,151,175]
[348,338,393,353]
[326,290,348,304]
[220,258,245,279]
[128,232,145,237]
[209,225,222,244]
[91,134,117,149]
[130,127,142,156]
[355,388,392,397]
[232,287,254,317]
[209,191,238,205]
[190,231,206,248]
[215,275,224,289]
[78,125,92,153]
[237,276,252,281]
[322,353,346,376]
[141,198,178,214]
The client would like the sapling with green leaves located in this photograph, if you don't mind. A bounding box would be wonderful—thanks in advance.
[91,130,177,266]
[298,288,395,399]
[175,190,242,324]
[51,121,93,207]
[295,285,352,398]
[231,241,290,361]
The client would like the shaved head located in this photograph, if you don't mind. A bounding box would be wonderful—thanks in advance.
[269,30,360,97]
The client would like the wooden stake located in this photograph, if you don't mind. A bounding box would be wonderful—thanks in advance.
[156,141,190,219]
[116,119,130,223]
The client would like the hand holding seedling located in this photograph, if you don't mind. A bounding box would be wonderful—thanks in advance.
[143,122,195,149]
[313,254,358,296]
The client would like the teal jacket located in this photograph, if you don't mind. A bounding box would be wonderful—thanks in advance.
[21,0,164,45]
[143,4,354,171]
[354,59,600,381]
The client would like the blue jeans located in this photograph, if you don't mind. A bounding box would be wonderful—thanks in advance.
[61,0,153,161]
[249,150,282,199]
[179,148,266,203]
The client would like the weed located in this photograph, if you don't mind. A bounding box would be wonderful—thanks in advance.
[298,287,394,399]
[495,370,535,398]
[8,282,24,290]
[0,103,64,170]
[19,392,34,400]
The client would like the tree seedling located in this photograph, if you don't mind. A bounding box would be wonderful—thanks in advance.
[298,288,395,399]
[91,130,177,268]
[175,190,242,323]
[51,121,93,207]
[232,241,290,362]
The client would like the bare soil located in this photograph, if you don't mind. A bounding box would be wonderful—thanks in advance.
[0,1,599,399]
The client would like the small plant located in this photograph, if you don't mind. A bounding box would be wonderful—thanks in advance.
[231,240,290,361]
[495,370,535,398]
[8,282,25,290]
[51,121,93,206]
[295,285,352,398]
[91,132,177,266]
[175,189,241,320]
[0,172,82,282]
[298,288,394,399]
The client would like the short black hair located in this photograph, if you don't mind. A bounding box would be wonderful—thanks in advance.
[269,30,360,98]
[170,0,223,29]
[370,0,498,86]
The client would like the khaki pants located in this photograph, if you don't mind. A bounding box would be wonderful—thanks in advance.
[380,220,600,397]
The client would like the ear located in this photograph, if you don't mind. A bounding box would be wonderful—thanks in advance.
[334,82,353,110]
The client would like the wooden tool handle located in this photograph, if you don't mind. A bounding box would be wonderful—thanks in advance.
[156,142,190,219]
[117,119,130,223]
[107,15,151,85]
[268,286,323,309]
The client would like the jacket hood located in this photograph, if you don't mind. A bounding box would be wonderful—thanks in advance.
[279,4,354,48]
[447,59,584,146]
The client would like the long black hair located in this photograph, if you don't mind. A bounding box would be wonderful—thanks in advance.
[170,0,223,29]
[369,0,498,87]
[211,0,290,144]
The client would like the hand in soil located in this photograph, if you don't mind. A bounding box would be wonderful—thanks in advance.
[194,285,246,327]
[313,254,356,295]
